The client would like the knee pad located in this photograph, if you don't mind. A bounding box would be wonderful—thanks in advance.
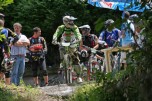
[42,70,48,76]
[5,71,10,78]
[33,71,38,77]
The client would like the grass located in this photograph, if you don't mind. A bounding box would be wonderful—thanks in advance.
[68,83,100,101]
[0,81,62,101]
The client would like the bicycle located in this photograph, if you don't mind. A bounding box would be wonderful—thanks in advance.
[57,42,78,84]
[80,45,104,81]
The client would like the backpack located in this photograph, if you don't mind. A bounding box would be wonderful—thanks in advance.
[122,21,134,37]
[82,34,96,48]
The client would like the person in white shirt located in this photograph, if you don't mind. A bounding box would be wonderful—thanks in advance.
[11,23,30,86]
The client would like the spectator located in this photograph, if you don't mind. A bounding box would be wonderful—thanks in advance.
[99,19,120,47]
[120,11,135,69]
[28,27,48,87]
[132,19,145,48]
[10,23,30,86]
[0,19,11,85]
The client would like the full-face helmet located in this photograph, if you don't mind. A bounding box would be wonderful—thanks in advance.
[79,25,91,36]
[104,19,114,27]
[63,16,77,28]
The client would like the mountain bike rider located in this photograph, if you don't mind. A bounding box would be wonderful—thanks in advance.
[0,13,18,85]
[79,25,99,80]
[98,19,121,71]
[99,19,120,47]
[79,24,98,62]
[52,15,82,82]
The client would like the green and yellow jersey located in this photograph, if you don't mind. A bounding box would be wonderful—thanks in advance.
[53,25,82,42]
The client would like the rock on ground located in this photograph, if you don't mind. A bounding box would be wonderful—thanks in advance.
[39,84,76,97]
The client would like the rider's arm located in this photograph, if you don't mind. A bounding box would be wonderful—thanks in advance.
[99,31,105,41]
[73,25,82,41]
[14,35,30,47]
[42,37,47,53]
[121,30,125,38]
[96,54,103,60]
[3,38,10,53]
[7,28,18,38]
[1,28,9,52]
[52,25,64,41]
[1,28,10,57]
[93,43,99,49]
[79,40,84,50]
[93,34,99,49]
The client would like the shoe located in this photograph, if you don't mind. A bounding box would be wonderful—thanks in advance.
[34,84,40,87]
[60,63,63,68]
[83,67,87,71]
[77,77,83,83]
[45,83,49,86]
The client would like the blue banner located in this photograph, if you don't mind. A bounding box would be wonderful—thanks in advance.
[87,0,150,12]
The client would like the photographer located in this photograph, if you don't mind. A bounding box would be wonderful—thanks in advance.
[29,27,48,87]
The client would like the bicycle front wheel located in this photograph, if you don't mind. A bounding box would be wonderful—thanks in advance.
[63,54,73,84]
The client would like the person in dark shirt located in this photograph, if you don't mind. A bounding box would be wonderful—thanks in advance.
[29,27,48,87]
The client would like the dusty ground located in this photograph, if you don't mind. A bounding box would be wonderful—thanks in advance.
[23,74,78,101]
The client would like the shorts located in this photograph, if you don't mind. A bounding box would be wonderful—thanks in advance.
[31,58,47,77]
[120,52,126,63]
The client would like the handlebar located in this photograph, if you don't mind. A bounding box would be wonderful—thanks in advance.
[52,40,79,48]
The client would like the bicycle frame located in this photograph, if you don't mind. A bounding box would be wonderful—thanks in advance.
[60,42,77,84]
[80,45,104,81]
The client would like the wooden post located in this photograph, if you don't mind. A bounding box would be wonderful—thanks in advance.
[101,46,133,73]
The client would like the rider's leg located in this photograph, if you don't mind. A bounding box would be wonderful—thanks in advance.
[0,54,5,81]
[0,72,4,81]
[32,61,39,86]
[72,52,83,82]
[59,46,65,68]
[120,52,127,70]
[5,71,11,85]
[33,76,39,86]
[40,58,48,86]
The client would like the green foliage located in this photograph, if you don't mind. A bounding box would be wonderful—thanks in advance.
[0,0,13,9]
[68,84,101,101]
